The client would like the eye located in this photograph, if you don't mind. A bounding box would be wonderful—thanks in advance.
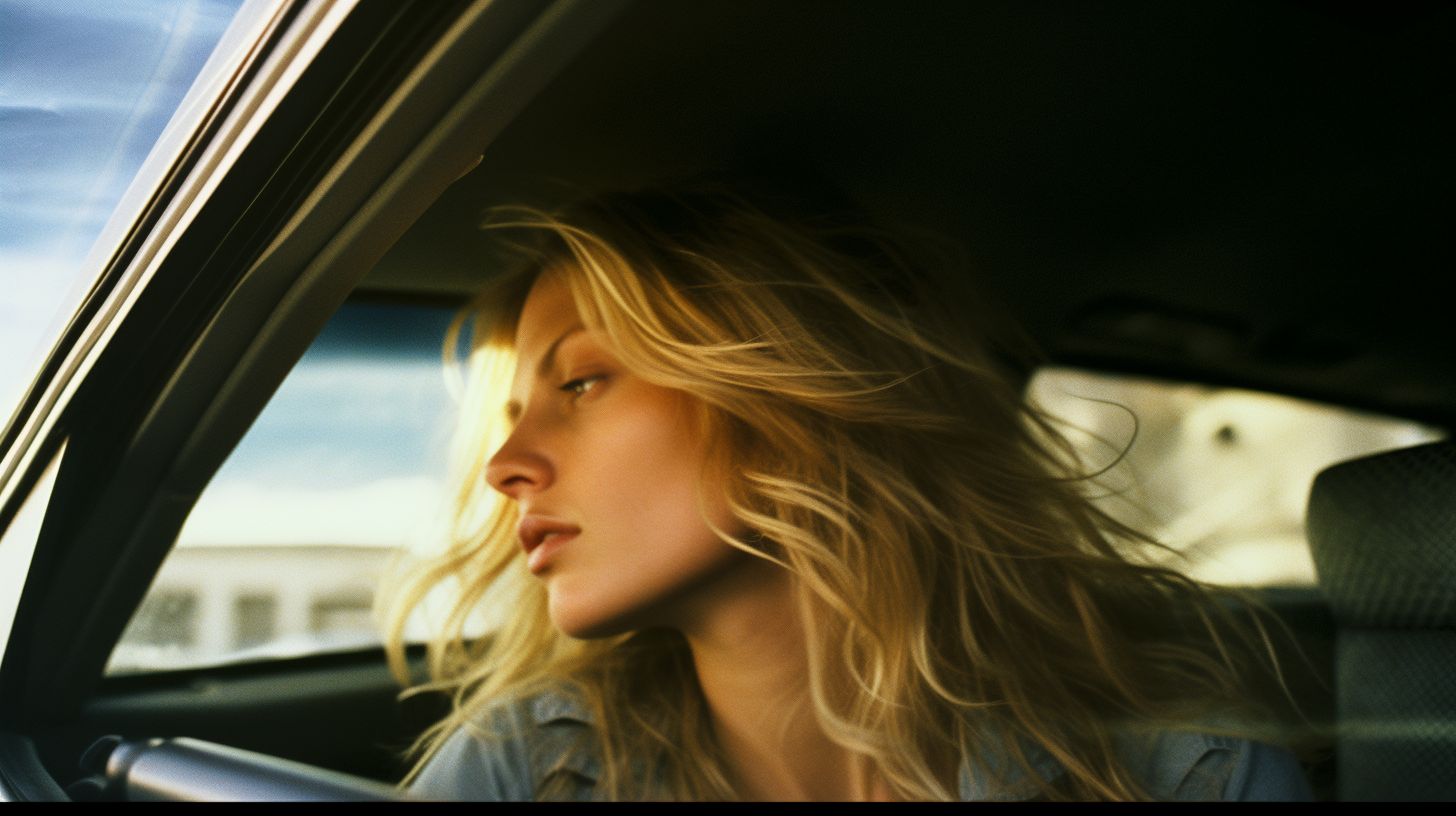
[558,375,603,399]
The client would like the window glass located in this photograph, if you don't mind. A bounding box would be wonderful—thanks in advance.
[125,590,199,652]
[1027,367,1446,586]
[0,0,245,429]
[112,350,1445,671]
[233,593,277,649]
[107,301,459,674]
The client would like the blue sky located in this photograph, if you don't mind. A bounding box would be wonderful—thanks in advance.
[0,0,240,425]
[2,2,461,549]
[217,303,459,490]
[181,302,462,549]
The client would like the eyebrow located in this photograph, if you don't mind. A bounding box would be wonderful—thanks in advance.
[504,324,586,423]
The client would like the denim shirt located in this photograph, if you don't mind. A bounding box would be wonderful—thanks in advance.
[409,688,1313,801]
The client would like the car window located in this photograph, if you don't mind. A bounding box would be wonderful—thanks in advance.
[1028,366,1447,586]
[106,348,1448,673]
[0,0,248,429]
[106,300,459,675]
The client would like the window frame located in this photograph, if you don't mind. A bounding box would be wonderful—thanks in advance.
[0,1,631,798]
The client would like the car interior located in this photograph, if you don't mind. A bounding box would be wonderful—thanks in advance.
[1,0,1452,801]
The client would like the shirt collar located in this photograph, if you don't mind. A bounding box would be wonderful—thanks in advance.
[957,726,1067,801]
[524,686,1070,801]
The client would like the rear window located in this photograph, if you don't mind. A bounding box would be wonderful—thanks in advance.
[1027,367,1446,587]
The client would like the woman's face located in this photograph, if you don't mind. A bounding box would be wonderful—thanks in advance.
[485,272,753,638]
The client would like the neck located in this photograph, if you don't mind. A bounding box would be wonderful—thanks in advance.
[673,560,891,801]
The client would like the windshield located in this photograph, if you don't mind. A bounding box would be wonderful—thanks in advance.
[0,0,246,429]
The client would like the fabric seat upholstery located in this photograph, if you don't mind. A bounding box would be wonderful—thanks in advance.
[1306,440,1456,801]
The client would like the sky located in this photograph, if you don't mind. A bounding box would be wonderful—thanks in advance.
[0,0,241,428]
[2,2,459,551]
[178,303,461,549]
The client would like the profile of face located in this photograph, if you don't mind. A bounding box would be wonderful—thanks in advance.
[485,271,754,638]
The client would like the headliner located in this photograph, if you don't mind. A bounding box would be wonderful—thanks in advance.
[363,0,1455,424]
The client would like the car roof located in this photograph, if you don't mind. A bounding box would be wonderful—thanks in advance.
[360,0,1456,426]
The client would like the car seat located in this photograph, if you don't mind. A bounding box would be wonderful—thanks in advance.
[1306,440,1456,801]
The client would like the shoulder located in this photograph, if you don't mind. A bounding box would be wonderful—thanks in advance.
[1114,729,1313,801]
[961,727,1312,801]
[408,683,601,802]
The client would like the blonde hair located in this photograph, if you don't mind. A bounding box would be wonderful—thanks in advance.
[381,182,1281,800]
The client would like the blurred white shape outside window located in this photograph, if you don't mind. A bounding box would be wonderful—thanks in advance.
[1028,367,1446,587]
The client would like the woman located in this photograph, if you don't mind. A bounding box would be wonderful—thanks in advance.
[381,182,1311,801]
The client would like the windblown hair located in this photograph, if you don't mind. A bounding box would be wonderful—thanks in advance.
[381,182,1282,801]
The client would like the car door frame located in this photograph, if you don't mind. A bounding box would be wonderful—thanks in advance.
[0,0,629,800]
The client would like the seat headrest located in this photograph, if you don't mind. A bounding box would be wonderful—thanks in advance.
[1307,440,1456,628]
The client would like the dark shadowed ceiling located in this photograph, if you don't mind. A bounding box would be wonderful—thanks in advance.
[364,0,1455,424]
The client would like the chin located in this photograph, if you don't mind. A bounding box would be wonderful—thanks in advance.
[546,585,643,640]
[543,546,763,639]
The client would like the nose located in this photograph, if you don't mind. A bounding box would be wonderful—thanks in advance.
[484,427,553,500]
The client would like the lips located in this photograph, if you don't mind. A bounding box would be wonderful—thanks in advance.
[517,515,581,570]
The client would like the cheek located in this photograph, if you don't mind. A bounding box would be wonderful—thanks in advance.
[589,393,729,552]
[549,386,742,633]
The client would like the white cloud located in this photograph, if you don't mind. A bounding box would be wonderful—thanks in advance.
[176,475,447,549]
[0,249,90,422]
[279,358,453,420]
